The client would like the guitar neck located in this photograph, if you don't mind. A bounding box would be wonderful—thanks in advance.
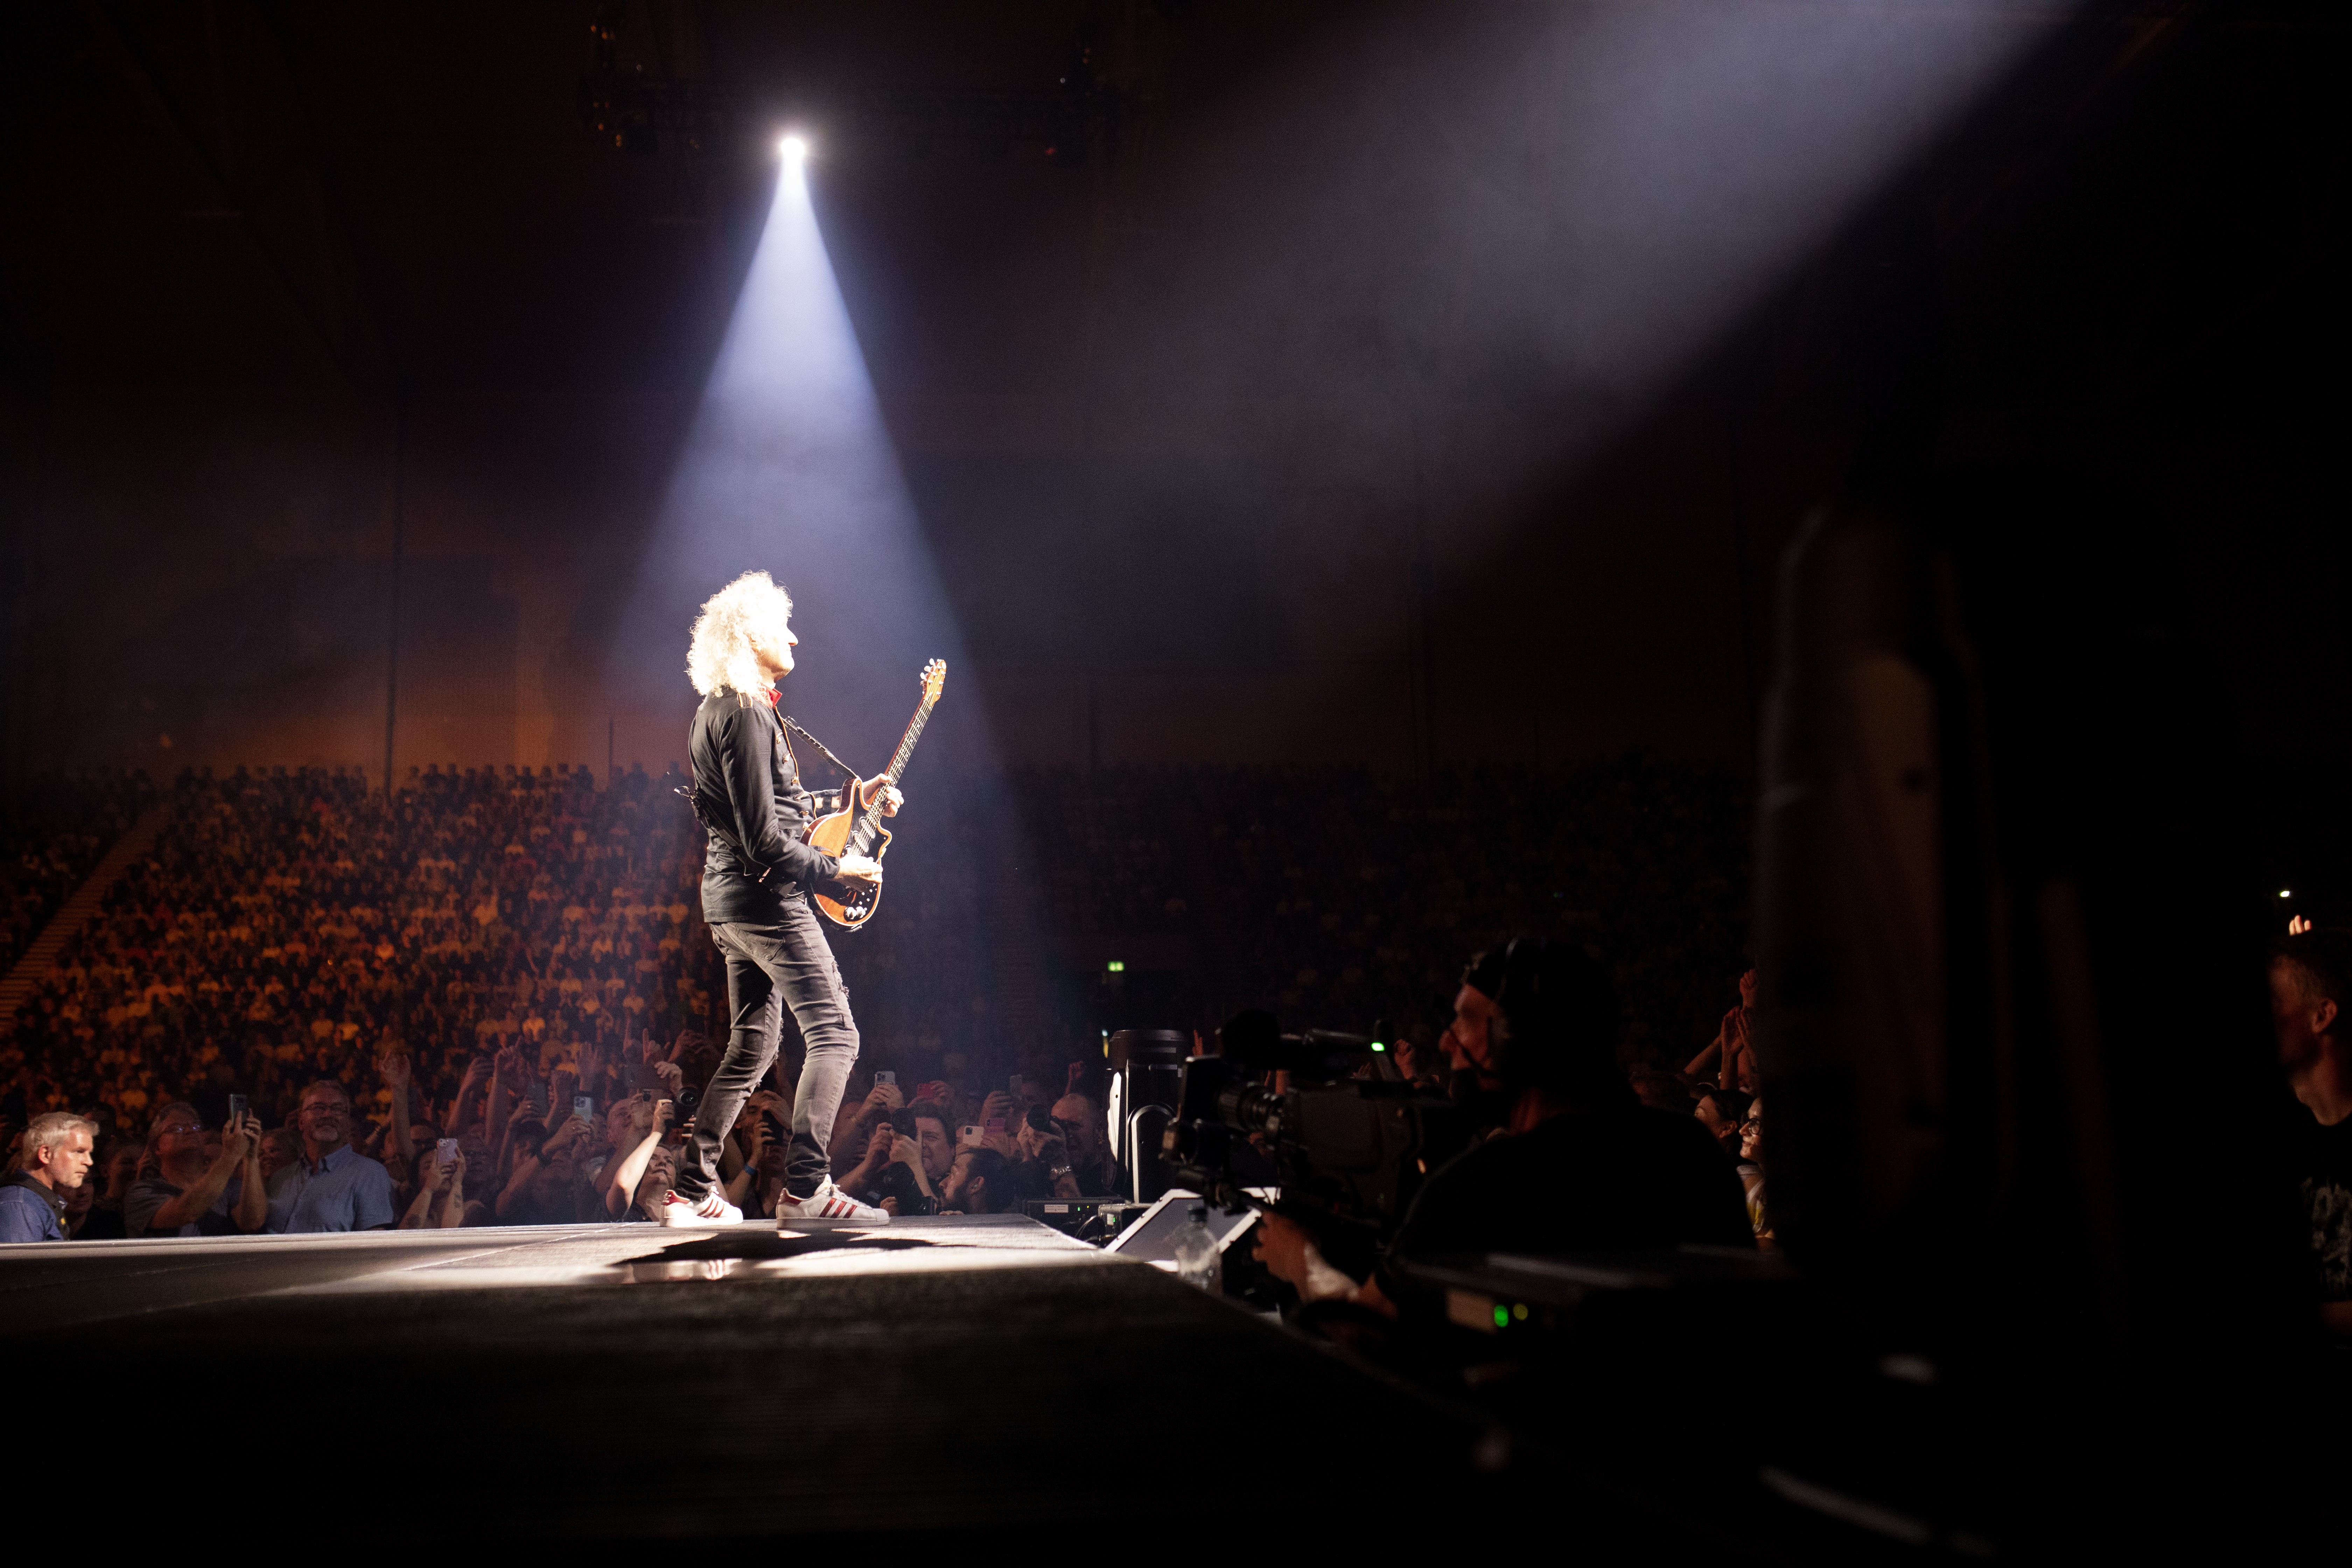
[848,698,935,855]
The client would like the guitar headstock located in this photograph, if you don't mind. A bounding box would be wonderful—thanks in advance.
[918,658,946,707]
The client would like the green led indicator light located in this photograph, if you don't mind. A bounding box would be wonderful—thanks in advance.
[1492,1304,1509,1328]
[1370,1041,1385,1052]
[1106,960,1125,973]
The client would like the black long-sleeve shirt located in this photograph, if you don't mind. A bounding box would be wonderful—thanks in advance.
[688,689,844,924]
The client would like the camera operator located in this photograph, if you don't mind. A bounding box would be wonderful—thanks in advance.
[1253,937,1753,1321]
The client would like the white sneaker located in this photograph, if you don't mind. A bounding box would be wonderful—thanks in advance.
[775,1180,890,1226]
[656,1189,743,1228]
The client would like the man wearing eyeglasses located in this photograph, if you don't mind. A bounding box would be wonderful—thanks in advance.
[264,1079,396,1233]
[124,1100,266,1239]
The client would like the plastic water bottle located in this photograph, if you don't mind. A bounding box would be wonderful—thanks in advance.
[1172,1202,1221,1293]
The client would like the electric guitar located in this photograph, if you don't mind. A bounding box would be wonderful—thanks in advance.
[805,658,945,929]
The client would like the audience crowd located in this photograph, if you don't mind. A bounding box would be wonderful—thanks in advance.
[12,749,2346,1347]
[1,770,155,975]
[0,755,1770,1245]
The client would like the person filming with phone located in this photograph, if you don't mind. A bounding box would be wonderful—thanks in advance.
[601,1091,679,1221]
[126,1100,267,1238]
[399,1134,470,1230]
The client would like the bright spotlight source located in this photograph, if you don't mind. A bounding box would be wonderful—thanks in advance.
[2281,889,2293,899]
[779,133,808,162]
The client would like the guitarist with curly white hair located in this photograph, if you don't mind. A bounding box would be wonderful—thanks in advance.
[666,569,900,1226]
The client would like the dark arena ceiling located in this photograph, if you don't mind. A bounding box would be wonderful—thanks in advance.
[2,2,2345,840]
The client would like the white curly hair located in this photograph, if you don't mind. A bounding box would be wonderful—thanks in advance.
[686,570,793,699]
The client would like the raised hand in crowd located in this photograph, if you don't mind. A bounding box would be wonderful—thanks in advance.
[221,1107,269,1234]
[861,1078,905,1116]
[548,1065,579,1118]
[399,1138,466,1229]
[1014,1116,1049,1161]
[839,1119,895,1196]
[485,1042,528,1148]
[378,1050,415,1160]
[437,1150,467,1228]
[452,1054,494,1131]
[888,1132,936,1201]
[651,1058,684,1098]
[1684,969,1757,1093]
[542,1112,590,1160]
[978,1091,1015,1156]
[575,1040,614,1100]
[602,1094,670,1220]
[499,1111,588,1221]
[724,1093,784,1211]
[630,1091,665,1138]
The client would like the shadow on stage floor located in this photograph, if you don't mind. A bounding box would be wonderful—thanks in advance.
[2,1217,1590,1540]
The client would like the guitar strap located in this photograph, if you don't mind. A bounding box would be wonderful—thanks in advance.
[782,717,863,782]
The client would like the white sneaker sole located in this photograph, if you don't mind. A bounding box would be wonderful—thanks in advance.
[775,1205,890,1228]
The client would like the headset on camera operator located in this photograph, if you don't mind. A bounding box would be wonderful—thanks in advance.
[1253,936,1753,1321]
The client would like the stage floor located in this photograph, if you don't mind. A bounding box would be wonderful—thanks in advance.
[1,1217,1537,1538]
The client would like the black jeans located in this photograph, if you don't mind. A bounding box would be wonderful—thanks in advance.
[677,897,860,1203]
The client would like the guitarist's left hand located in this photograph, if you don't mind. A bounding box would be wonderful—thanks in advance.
[855,777,904,817]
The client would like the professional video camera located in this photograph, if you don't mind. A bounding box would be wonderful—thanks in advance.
[1161,1012,1474,1276]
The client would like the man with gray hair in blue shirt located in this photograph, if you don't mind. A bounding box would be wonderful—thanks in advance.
[266,1079,396,1233]
[0,1113,96,1242]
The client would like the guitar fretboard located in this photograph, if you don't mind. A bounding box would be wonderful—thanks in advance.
[848,696,936,858]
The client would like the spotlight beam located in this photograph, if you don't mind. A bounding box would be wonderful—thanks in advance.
[623,127,970,776]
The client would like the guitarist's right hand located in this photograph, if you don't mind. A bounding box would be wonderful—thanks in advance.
[834,854,882,887]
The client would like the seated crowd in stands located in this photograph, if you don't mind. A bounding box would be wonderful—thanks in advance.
[0,770,154,975]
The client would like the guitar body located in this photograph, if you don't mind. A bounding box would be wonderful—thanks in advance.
[802,658,942,931]
[808,800,890,929]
